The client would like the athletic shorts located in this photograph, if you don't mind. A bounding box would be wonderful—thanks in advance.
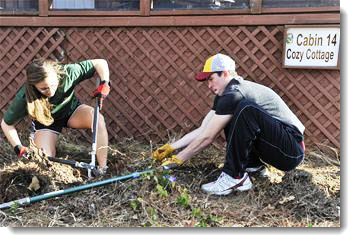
[31,102,81,134]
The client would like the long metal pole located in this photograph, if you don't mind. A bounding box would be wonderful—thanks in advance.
[0,169,154,210]
[89,79,102,178]
[89,98,100,178]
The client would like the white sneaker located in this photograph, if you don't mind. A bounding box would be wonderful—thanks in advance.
[246,166,269,177]
[201,172,252,195]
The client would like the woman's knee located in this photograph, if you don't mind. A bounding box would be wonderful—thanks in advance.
[34,135,57,156]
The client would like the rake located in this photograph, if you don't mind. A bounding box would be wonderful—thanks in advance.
[0,168,154,210]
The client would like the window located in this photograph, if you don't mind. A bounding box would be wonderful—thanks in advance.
[0,0,38,11]
[262,0,339,8]
[51,0,95,9]
[95,0,140,10]
[50,0,140,10]
[151,0,249,10]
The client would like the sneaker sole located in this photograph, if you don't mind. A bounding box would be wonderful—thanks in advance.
[236,182,253,191]
[203,182,253,196]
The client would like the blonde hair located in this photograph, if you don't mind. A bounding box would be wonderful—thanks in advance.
[25,58,65,126]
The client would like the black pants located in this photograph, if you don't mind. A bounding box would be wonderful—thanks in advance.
[222,100,305,178]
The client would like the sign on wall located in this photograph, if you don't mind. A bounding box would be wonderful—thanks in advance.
[283,25,340,69]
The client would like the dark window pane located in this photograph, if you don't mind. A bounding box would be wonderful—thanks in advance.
[0,0,38,11]
[50,0,140,10]
[95,0,140,10]
[262,0,340,8]
[151,0,249,10]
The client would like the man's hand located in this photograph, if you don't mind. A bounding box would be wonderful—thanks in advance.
[161,155,184,168]
[14,145,29,159]
[93,80,110,99]
[152,143,175,161]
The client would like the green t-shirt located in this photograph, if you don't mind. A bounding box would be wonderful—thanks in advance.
[3,60,95,125]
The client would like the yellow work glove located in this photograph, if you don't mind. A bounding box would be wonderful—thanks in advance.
[161,155,184,167]
[152,143,175,161]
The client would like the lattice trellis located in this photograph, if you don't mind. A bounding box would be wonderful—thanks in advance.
[0,26,340,148]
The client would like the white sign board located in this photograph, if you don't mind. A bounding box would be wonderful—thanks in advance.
[283,25,340,69]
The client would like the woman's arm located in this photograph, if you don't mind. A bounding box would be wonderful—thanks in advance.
[90,59,110,82]
[1,119,22,147]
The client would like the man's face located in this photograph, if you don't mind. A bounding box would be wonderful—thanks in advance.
[207,72,228,96]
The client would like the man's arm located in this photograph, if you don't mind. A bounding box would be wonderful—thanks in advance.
[171,110,216,150]
[176,113,232,161]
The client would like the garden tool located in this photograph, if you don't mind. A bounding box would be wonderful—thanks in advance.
[48,156,96,171]
[88,79,103,178]
[0,160,176,210]
[0,168,154,210]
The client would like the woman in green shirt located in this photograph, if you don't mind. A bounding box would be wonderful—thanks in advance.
[1,58,111,176]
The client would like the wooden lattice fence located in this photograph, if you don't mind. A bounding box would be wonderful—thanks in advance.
[0,26,340,148]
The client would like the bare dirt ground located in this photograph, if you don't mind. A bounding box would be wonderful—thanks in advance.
[0,135,340,227]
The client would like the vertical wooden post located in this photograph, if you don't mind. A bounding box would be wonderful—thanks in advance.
[38,0,48,16]
[250,0,262,14]
[140,0,150,16]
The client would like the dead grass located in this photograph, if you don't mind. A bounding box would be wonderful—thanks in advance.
[0,135,340,227]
